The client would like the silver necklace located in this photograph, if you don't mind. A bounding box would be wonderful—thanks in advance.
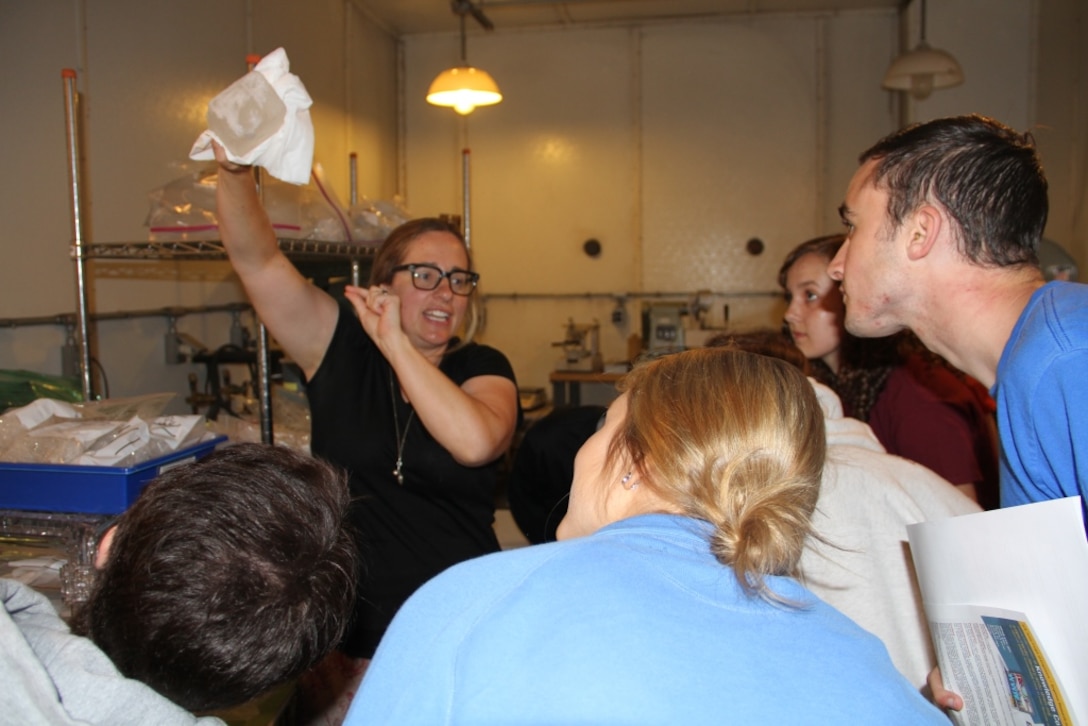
[389,368,415,485]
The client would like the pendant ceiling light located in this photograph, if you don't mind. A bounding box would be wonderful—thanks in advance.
[427,1,502,115]
[882,0,964,100]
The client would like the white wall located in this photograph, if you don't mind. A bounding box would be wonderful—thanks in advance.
[906,0,1032,129]
[895,0,1087,270]
[401,12,897,394]
[399,2,1084,396]
[1035,0,1088,264]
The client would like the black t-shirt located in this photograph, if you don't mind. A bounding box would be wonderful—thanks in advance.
[306,298,517,657]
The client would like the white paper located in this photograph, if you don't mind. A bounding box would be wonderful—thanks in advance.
[10,398,78,429]
[907,497,1088,725]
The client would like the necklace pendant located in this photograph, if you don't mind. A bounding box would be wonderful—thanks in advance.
[389,369,414,488]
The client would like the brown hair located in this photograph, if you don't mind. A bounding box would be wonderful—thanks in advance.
[776,234,846,290]
[704,329,810,376]
[860,114,1046,267]
[777,234,912,420]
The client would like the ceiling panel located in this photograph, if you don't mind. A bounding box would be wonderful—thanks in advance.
[355,0,902,36]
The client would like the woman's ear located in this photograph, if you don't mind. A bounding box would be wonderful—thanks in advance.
[94,525,117,570]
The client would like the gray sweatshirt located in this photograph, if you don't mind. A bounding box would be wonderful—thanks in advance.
[0,578,224,726]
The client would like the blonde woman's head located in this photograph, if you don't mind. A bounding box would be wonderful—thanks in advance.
[612,348,825,599]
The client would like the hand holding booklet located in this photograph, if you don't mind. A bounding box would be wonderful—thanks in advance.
[907,497,1088,726]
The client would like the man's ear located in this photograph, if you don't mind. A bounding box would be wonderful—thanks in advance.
[94,525,117,570]
[905,205,942,261]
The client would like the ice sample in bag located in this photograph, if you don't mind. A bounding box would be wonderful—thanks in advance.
[190,47,314,184]
[206,70,287,157]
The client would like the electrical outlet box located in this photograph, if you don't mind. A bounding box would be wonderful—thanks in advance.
[641,303,686,352]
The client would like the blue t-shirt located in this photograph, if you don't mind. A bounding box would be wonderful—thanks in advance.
[345,514,946,725]
[994,281,1088,517]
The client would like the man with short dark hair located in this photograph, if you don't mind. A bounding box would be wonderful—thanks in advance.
[1,443,357,725]
[827,114,1088,516]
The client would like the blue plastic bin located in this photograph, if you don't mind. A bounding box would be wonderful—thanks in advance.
[0,435,227,514]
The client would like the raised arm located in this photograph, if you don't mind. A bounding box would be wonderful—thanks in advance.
[214,144,338,379]
[345,285,518,466]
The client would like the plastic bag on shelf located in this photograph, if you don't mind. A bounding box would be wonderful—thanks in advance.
[72,392,175,422]
[307,162,353,242]
[349,195,412,244]
[145,162,386,244]
[144,163,220,240]
[205,384,311,453]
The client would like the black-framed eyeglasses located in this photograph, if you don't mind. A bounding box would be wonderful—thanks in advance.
[391,263,479,296]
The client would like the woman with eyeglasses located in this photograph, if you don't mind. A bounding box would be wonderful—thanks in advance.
[213,145,519,683]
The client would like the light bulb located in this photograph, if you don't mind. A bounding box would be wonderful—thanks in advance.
[910,73,935,100]
[426,67,502,115]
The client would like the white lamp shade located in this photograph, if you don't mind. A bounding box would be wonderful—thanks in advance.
[882,42,964,100]
[427,66,503,115]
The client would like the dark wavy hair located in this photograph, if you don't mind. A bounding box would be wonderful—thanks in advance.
[73,443,358,713]
[860,114,1048,267]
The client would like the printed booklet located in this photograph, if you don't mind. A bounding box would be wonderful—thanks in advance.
[907,496,1087,726]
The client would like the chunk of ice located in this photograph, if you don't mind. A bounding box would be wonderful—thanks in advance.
[207,71,288,157]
